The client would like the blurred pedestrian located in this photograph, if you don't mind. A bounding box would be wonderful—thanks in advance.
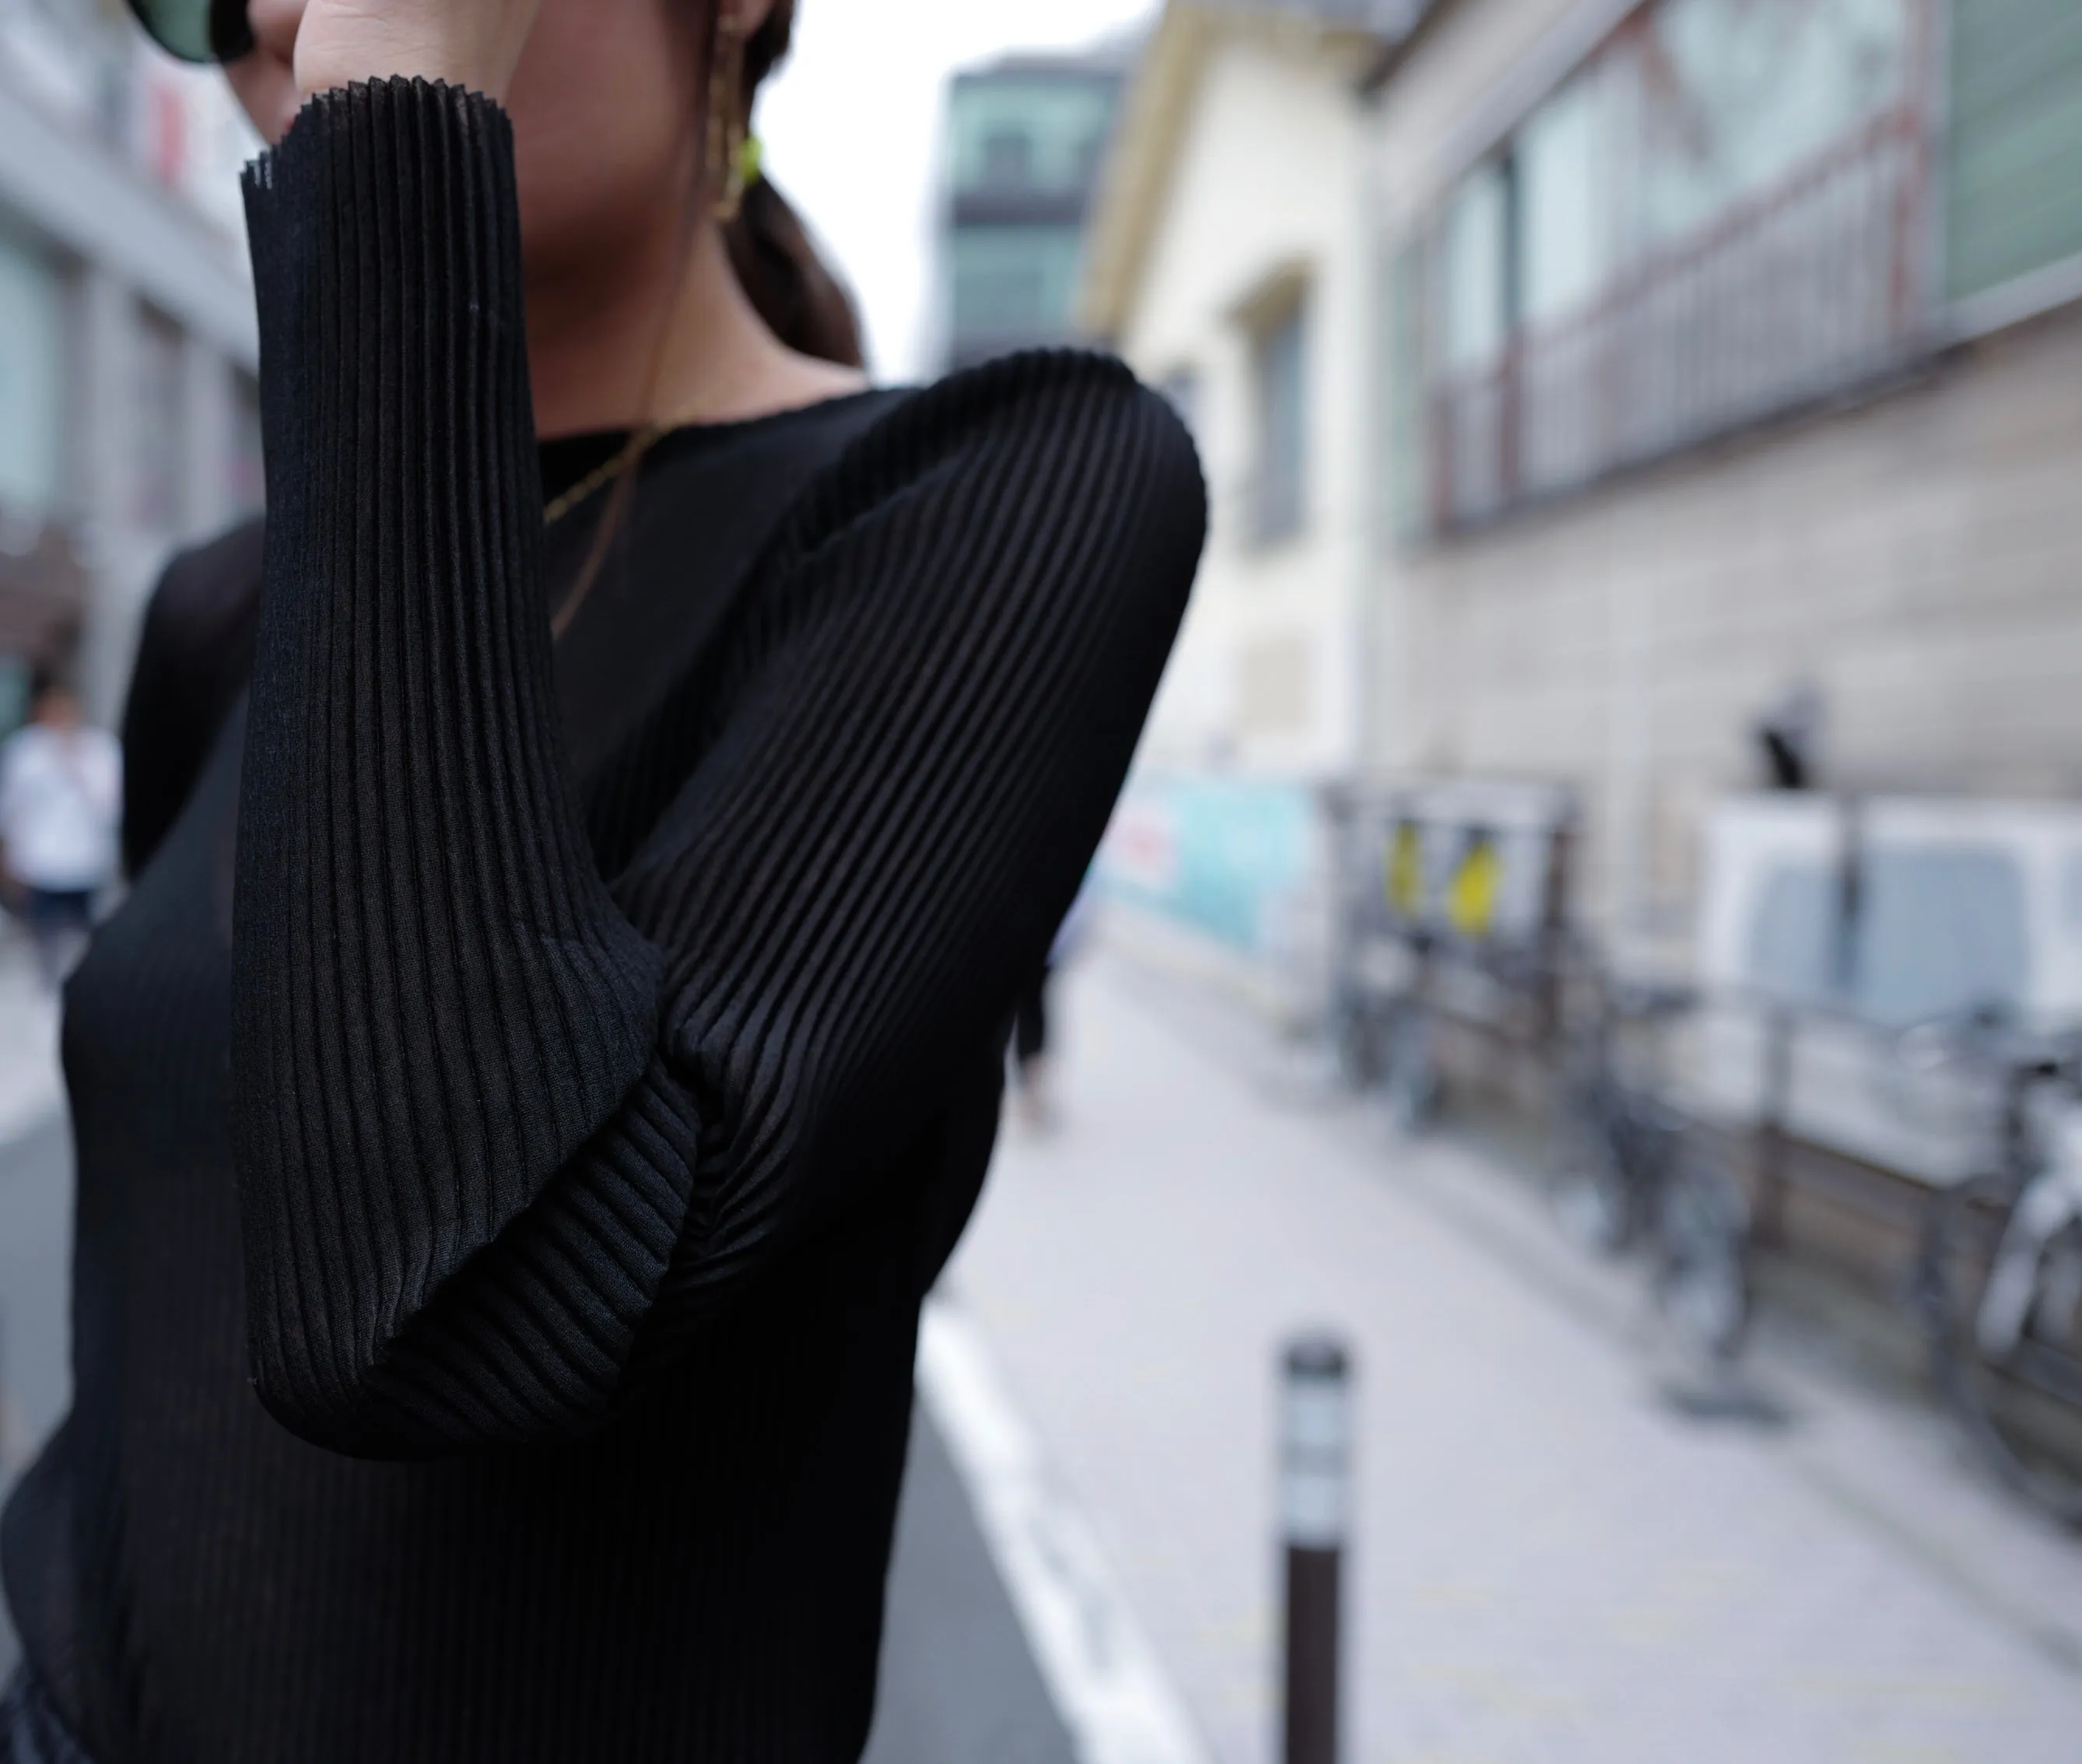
[0,669,121,989]
[1012,881,1095,1132]
[0,0,1204,1758]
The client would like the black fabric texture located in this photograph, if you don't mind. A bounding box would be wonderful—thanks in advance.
[2,1664,93,1764]
[0,76,1202,1764]
[117,517,265,878]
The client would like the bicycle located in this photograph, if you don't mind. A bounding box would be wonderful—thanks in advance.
[1327,934,1442,1135]
[1901,1012,2082,1523]
[1548,966,1754,1361]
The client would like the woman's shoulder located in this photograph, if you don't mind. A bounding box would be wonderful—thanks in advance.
[120,516,266,874]
[821,349,1205,547]
[902,348,1197,461]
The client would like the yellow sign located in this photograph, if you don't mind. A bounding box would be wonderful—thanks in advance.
[1446,834,1501,940]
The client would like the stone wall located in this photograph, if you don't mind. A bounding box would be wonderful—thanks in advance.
[1369,301,2082,944]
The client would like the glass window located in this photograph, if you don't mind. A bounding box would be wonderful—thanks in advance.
[1253,300,1308,543]
[1744,861,1840,1006]
[2062,850,2082,938]
[0,227,65,517]
[949,227,1084,338]
[1851,846,2029,1027]
[948,76,1120,197]
[1519,70,1611,328]
[132,307,184,535]
[1419,0,1919,528]
[1442,162,1509,372]
[1074,130,1109,188]
[981,128,1033,188]
[1641,0,1910,251]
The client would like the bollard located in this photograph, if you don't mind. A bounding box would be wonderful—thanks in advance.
[1280,1334,1351,1764]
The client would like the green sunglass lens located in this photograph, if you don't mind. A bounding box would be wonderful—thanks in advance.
[127,0,254,65]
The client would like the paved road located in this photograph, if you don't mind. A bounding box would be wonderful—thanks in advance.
[0,938,60,1150]
[867,1405,1075,1764]
[0,1110,68,1685]
[948,950,2082,1764]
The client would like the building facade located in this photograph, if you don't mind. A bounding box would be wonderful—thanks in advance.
[938,46,1129,371]
[1075,1,1407,1008]
[1367,0,2082,956]
[0,0,259,733]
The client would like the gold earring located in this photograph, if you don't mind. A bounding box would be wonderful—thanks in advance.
[709,15,748,223]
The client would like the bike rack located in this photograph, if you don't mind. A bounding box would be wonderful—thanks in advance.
[1324,779,1580,1115]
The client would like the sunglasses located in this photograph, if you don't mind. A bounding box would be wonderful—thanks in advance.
[125,0,255,64]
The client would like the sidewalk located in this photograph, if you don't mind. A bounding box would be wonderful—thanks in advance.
[947,949,2082,1764]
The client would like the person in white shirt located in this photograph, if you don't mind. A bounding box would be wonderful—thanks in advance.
[0,671,123,988]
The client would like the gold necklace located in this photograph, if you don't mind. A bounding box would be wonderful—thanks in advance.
[542,422,667,528]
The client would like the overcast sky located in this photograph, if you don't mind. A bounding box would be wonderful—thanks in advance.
[756,0,1158,381]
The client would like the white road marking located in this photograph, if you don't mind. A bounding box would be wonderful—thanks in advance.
[916,1293,1214,1764]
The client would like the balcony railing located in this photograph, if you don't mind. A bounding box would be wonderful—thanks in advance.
[1432,102,1933,528]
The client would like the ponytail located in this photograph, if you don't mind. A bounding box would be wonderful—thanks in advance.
[725,2,864,370]
[723,174,864,370]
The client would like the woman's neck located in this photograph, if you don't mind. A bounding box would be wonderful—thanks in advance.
[525,219,864,440]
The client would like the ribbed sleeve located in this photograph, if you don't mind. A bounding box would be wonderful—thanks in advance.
[233,79,1204,1458]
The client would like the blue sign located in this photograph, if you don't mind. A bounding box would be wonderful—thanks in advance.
[1099,774,1315,954]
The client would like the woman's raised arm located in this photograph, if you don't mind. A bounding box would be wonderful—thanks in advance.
[233,79,1203,1458]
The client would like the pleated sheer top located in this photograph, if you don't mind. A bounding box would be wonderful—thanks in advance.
[0,77,1201,1764]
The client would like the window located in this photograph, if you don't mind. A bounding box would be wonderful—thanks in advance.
[1639,0,1908,249]
[948,75,1121,199]
[1518,68,1611,328]
[1850,847,2028,1027]
[1074,129,1109,188]
[1250,300,1308,545]
[981,128,1033,189]
[1442,165,1509,373]
[949,227,1084,340]
[132,307,184,534]
[0,227,64,517]
[1744,862,1840,1007]
[1947,0,2082,305]
[1743,845,2031,1026]
[1413,0,1923,528]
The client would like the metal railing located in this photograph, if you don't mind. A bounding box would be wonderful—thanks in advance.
[1433,101,1933,528]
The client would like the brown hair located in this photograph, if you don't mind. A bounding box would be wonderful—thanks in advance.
[720,1,864,370]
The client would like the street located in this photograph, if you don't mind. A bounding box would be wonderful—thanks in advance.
[949,946,2082,1764]
[5,936,2082,1759]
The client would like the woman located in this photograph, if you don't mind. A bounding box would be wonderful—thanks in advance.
[0,0,1202,1758]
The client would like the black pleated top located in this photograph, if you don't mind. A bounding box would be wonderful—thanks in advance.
[0,79,1201,1763]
